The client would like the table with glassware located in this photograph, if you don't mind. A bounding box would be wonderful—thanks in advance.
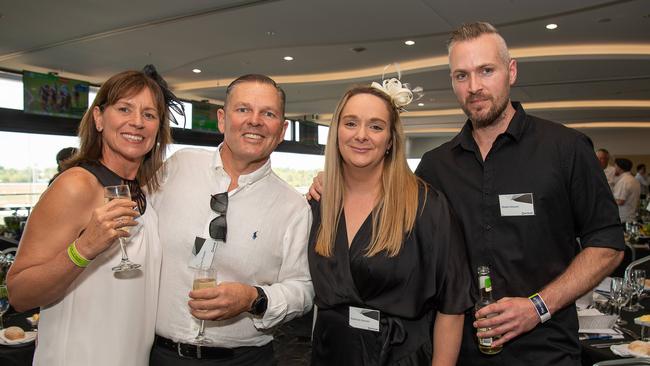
[581,250,650,365]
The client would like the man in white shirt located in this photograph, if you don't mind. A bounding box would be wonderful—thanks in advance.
[150,74,313,365]
[596,148,617,190]
[635,164,649,197]
[613,158,641,223]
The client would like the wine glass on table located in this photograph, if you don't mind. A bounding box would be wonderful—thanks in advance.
[633,269,646,311]
[0,285,9,330]
[623,270,643,312]
[104,185,141,272]
[611,277,631,325]
[192,267,217,345]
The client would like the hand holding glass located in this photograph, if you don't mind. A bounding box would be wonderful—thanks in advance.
[104,185,141,272]
[192,268,217,345]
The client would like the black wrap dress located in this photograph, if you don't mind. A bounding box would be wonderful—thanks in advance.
[308,184,474,365]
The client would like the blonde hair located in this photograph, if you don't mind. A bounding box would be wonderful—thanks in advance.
[63,70,172,192]
[315,86,424,257]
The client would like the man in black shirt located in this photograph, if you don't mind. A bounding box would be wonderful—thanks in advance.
[415,22,624,365]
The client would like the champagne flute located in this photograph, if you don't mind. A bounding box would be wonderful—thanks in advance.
[192,267,217,345]
[611,277,630,325]
[0,285,9,330]
[104,185,141,272]
[634,269,646,311]
[623,270,642,312]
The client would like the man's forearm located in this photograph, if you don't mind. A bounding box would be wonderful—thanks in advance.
[540,247,623,314]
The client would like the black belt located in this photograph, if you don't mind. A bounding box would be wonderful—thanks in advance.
[155,335,235,359]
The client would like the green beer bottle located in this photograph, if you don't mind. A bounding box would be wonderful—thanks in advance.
[475,265,502,354]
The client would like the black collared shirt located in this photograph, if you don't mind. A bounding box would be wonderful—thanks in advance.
[415,102,624,366]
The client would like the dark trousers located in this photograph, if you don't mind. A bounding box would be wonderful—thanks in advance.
[149,341,275,366]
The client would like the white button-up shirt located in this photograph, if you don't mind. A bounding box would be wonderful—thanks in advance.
[150,147,313,347]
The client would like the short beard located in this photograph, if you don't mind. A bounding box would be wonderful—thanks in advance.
[462,95,509,129]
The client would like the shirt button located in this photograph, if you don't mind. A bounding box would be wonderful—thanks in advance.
[485,224,492,230]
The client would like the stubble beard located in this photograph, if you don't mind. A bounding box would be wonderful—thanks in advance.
[462,93,510,129]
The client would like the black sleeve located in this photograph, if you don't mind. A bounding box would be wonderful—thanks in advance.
[567,133,624,250]
[421,187,474,314]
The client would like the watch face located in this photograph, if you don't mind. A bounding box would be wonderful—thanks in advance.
[252,287,268,315]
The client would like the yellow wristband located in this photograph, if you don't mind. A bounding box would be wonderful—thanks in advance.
[67,240,91,268]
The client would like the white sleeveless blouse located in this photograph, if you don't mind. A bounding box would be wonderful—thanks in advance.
[33,206,161,366]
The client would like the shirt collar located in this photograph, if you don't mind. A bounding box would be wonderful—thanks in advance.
[211,143,272,187]
[452,101,528,151]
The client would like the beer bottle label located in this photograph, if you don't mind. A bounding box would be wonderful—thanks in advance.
[479,275,492,292]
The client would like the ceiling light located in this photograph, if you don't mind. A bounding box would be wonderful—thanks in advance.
[418,103,424,107]
[546,23,558,30]
[192,68,201,74]
[283,56,294,61]
[404,40,416,46]
[266,30,276,36]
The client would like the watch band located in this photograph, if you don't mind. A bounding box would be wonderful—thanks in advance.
[529,293,551,323]
[250,286,268,316]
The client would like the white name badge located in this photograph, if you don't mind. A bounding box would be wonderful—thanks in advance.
[498,193,535,216]
[188,236,218,270]
[349,306,380,332]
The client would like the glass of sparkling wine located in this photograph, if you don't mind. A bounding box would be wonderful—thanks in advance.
[104,185,141,272]
[192,267,217,345]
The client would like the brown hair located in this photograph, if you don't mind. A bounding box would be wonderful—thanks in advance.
[225,74,286,117]
[447,22,510,63]
[63,70,172,192]
[315,86,424,257]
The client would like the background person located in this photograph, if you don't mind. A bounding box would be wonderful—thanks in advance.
[48,146,78,185]
[596,148,617,190]
[309,85,471,366]
[7,65,178,366]
[613,158,641,223]
[635,163,648,197]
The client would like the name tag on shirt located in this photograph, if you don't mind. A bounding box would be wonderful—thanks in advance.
[349,306,380,332]
[188,236,218,270]
[498,193,535,216]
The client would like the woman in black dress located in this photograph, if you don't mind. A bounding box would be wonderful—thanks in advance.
[309,84,473,365]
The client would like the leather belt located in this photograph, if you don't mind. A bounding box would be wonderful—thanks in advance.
[155,335,235,359]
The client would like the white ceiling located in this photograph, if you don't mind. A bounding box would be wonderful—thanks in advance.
[0,0,649,142]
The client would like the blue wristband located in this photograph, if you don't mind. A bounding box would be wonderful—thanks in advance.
[529,293,551,323]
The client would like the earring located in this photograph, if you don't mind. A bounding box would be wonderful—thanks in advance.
[97,127,103,132]
[385,149,390,155]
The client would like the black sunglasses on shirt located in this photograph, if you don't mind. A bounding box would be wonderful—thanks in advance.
[209,192,228,241]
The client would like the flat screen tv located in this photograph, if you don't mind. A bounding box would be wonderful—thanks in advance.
[23,70,89,119]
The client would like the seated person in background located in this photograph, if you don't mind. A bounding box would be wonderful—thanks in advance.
[308,84,472,366]
[7,65,179,366]
[48,146,78,185]
[613,158,641,223]
[149,74,313,366]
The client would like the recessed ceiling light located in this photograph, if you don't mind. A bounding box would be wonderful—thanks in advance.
[417,103,424,107]
[546,23,558,30]
[283,56,294,61]
[404,40,416,46]
[192,68,201,74]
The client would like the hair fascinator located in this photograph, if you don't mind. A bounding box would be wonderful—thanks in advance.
[370,63,423,112]
[142,64,186,126]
